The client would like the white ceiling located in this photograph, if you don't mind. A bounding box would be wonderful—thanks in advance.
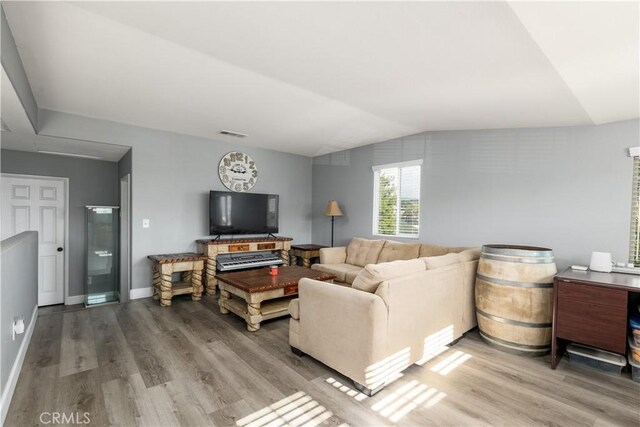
[2,1,638,157]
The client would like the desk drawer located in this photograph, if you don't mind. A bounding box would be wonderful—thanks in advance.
[556,282,627,353]
[557,281,627,308]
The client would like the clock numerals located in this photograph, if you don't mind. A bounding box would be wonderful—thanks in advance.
[219,152,257,192]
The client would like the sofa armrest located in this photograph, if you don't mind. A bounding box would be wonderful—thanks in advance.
[319,247,347,264]
[297,278,388,388]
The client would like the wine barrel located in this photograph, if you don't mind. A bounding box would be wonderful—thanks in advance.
[475,244,557,356]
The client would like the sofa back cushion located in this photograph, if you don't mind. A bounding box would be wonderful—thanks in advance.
[352,259,425,293]
[419,244,450,257]
[421,253,461,270]
[377,241,421,263]
[346,238,386,267]
[458,247,481,262]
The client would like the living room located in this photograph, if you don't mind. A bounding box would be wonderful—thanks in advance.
[1,1,639,426]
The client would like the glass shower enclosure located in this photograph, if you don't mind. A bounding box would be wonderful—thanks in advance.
[86,206,119,306]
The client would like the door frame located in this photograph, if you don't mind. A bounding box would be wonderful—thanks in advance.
[1,173,70,305]
[119,174,131,302]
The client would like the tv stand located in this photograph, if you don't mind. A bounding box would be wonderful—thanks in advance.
[197,236,293,295]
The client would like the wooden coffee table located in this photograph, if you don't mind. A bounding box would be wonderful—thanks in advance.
[215,266,335,331]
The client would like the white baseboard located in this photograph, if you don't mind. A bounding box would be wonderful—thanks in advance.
[130,287,153,300]
[0,304,38,425]
[65,294,85,305]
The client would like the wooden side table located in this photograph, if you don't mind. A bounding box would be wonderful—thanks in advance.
[147,253,208,307]
[290,244,328,268]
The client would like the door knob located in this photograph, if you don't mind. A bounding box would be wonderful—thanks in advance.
[57,247,63,252]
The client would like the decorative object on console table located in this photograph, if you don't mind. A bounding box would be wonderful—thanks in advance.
[475,244,556,356]
[290,244,328,268]
[197,237,293,295]
[551,268,640,369]
[215,265,335,331]
[147,252,207,307]
[323,200,343,247]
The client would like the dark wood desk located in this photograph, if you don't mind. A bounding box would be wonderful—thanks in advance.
[551,269,640,369]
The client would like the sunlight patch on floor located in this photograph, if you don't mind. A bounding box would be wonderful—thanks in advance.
[236,391,339,427]
[415,325,455,366]
[325,378,369,401]
[364,347,411,389]
[429,350,472,375]
[370,380,447,422]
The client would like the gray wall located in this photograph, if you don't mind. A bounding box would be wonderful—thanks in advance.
[312,119,639,270]
[118,149,132,179]
[1,150,119,296]
[1,231,37,421]
[38,109,313,291]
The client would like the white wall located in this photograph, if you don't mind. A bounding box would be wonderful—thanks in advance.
[1,231,38,424]
[38,109,313,291]
[312,119,639,270]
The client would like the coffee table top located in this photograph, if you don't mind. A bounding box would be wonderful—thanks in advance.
[215,265,335,293]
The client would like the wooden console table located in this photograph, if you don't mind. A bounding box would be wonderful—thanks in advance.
[148,253,207,307]
[290,244,327,268]
[197,237,293,295]
[551,269,640,369]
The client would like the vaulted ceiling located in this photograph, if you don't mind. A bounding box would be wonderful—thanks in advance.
[2,1,638,157]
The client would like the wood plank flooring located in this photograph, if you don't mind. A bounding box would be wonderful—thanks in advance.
[5,295,639,426]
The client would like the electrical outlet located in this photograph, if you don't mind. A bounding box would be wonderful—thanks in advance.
[143,219,150,228]
[12,317,24,340]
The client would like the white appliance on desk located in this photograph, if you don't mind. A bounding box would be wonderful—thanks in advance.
[587,251,640,275]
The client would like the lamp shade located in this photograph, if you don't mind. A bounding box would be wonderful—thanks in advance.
[323,200,344,217]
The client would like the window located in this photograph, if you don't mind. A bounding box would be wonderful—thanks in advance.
[373,160,422,238]
[630,156,640,266]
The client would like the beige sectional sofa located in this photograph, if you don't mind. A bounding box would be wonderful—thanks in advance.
[310,237,469,285]
[289,238,480,396]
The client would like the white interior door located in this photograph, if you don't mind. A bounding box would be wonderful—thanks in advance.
[1,174,66,306]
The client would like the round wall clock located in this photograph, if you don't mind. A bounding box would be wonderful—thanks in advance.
[218,152,258,192]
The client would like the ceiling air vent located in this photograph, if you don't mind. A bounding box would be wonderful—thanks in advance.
[220,130,248,138]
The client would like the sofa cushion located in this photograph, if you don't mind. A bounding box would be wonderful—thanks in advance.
[377,241,421,263]
[289,298,300,320]
[345,269,363,285]
[459,247,481,262]
[422,253,461,270]
[311,263,362,283]
[419,244,451,257]
[447,246,469,254]
[352,259,425,293]
[346,238,387,267]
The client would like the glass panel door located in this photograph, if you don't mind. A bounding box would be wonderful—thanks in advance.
[86,206,119,305]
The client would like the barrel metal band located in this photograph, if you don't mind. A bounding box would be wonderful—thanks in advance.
[479,330,550,350]
[481,245,554,258]
[476,274,553,289]
[476,308,552,328]
[480,253,555,264]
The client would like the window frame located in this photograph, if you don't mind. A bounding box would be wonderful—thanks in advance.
[372,159,422,239]
[630,155,640,266]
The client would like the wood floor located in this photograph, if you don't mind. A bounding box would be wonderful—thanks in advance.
[6,295,640,427]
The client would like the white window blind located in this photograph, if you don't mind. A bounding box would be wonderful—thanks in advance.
[630,156,640,266]
[372,160,422,238]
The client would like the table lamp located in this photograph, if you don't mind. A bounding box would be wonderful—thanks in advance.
[323,200,344,247]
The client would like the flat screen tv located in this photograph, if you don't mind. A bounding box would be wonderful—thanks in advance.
[209,191,279,235]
